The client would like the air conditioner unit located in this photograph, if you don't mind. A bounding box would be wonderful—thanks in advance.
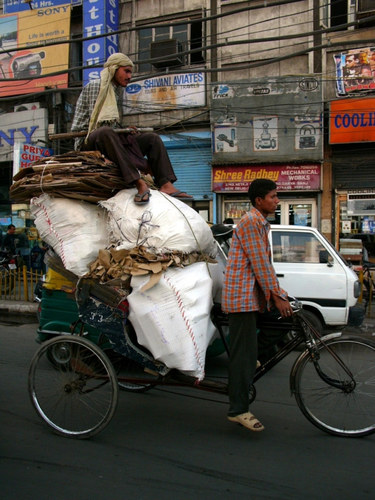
[347,192,375,216]
[357,0,375,14]
[150,39,184,68]
[14,102,40,112]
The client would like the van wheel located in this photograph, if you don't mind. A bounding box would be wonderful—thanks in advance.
[302,309,324,334]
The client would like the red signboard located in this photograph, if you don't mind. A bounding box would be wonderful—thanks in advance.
[212,164,321,192]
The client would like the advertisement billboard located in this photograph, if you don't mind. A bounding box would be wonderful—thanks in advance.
[334,47,375,96]
[3,1,81,13]
[0,4,71,97]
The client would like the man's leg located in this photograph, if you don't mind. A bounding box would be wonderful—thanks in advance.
[83,127,147,185]
[135,132,176,187]
[257,309,292,362]
[227,311,258,417]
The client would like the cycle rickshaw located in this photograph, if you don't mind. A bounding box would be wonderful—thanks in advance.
[28,227,375,439]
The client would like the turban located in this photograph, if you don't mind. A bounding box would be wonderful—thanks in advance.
[86,53,134,139]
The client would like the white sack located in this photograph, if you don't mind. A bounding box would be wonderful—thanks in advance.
[30,194,109,277]
[127,262,216,380]
[101,189,217,256]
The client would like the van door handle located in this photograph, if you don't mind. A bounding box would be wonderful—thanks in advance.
[276,274,284,277]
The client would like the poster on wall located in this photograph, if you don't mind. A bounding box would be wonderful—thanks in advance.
[0,4,71,97]
[213,123,238,153]
[211,76,323,163]
[253,116,278,151]
[334,47,375,96]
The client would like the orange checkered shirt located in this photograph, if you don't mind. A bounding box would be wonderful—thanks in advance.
[221,208,287,313]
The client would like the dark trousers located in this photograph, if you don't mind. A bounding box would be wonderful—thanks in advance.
[82,127,177,188]
[227,310,287,416]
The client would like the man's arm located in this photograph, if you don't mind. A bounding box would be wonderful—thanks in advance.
[71,86,91,133]
[237,218,291,316]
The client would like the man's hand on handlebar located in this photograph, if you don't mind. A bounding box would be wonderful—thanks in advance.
[272,294,294,319]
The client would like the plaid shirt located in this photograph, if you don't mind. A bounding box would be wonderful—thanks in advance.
[221,208,287,313]
[71,80,123,149]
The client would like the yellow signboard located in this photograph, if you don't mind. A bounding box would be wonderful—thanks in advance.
[0,4,71,97]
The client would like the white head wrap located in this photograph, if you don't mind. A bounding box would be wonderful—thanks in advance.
[87,53,134,139]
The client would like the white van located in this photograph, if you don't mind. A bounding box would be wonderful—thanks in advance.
[213,224,360,331]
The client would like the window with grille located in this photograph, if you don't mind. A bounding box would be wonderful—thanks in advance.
[138,20,204,73]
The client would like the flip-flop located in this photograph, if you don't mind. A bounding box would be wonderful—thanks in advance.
[228,412,265,432]
[134,190,151,205]
[169,190,193,199]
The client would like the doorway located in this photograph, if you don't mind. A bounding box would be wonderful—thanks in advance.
[271,200,317,227]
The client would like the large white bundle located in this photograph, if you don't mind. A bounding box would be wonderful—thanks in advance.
[127,262,216,380]
[30,194,109,276]
[101,189,217,256]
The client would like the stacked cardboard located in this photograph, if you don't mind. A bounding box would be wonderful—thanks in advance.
[10,151,129,203]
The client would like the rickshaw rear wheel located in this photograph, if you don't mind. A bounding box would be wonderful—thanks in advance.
[28,336,118,439]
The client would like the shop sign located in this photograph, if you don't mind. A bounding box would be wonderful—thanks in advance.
[83,0,119,85]
[0,108,47,161]
[13,142,53,178]
[334,48,375,96]
[0,5,71,97]
[212,164,321,193]
[329,97,375,144]
[4,1,82,13]
[124,72,206,113]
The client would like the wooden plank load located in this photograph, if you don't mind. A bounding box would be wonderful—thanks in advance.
[9,150,129,203]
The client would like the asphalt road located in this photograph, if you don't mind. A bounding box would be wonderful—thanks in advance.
[1,318,374,500]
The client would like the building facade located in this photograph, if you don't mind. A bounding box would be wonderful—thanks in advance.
[0,0,374,249]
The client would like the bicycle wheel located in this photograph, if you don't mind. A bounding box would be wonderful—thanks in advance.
[293,336,375,437]
[28,336,119,439]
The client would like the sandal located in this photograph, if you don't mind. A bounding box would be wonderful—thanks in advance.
[228,412,265,432]
[134,190,151,205]
[168,190,193,199]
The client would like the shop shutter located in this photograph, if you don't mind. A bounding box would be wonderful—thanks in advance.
[162,134,212,201]
[333,160,375,189]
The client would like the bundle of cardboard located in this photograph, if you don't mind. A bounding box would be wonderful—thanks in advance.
[10,151,129,203]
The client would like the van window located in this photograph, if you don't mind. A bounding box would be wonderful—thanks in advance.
[272,231,326,263]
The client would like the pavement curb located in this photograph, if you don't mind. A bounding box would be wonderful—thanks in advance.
[0,300,39,315]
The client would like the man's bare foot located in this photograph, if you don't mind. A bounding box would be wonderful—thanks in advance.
[159,181,193,198]
[135,178,150,195]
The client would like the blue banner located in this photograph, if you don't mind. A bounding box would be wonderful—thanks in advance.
[83,0,119,85]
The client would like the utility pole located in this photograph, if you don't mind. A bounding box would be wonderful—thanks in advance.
[210,0,218,83]
[313,0,322,73]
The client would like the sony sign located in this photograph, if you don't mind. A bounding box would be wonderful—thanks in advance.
[0,108,48,162]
